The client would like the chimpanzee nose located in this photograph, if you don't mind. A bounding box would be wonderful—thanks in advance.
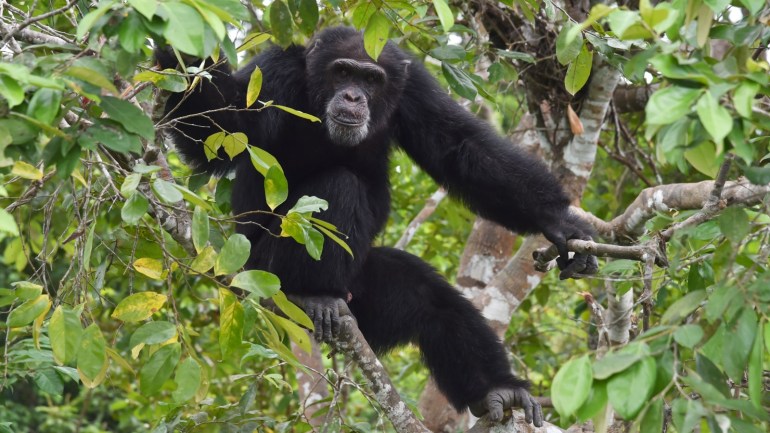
[343,90,362,102]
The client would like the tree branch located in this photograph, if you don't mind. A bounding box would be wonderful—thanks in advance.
[329,316,432,433]
[393,187,447,250]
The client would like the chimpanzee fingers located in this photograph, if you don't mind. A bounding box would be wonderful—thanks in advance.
[312,307,324,341]
[486,393,504,422]
[532,396,544,427]
[331,305,341,338]
[322,308,332,342]
[520,394,533,425]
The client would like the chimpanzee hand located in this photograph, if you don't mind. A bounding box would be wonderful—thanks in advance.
[470,387,544,426]
[541,209,599,280]
[293,296,352,343]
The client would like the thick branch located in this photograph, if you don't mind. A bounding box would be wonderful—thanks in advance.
[576,179,770,241]
[330,316,431,433]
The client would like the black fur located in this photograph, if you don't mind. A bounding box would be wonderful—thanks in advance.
[161,26,593,414]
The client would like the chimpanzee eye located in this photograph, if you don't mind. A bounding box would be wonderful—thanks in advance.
[338,68,349,78]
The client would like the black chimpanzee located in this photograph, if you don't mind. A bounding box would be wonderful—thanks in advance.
[159,26,598,426]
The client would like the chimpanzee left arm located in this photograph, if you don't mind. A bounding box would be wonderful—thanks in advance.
[393,62,597,278]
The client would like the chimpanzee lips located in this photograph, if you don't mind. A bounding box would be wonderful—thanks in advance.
[330,114,366,127]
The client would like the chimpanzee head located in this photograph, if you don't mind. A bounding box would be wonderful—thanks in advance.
[305,27,410,147]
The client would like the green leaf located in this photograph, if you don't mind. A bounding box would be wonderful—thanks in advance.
[738,0,763,15]
[80,122,143,153]
[117,12,147,53]
[303,226,324,260]
[432,0,454,33]
[247,146,281,176]
[246,66,263,108]
[161,2,205,57]
[27,89,62,124]
[12,281,44,300]
[264,165,288,210]
[364,12,390,61]
[593,348,648,380]
[111,292,167,322]
[684,141,721,177]
[139,342,181,395]
[289,196,329,214]
[231,270,281,298]
[733,82,759,119]
[723,308,757,382]
[121,173,141,197]
[77,324,107,384]
[121,192,148,225]
[565,45,593,95]
[703,0,729,12]
[190,245,217,273]
[661,290,707,324]
[718,206,750,243]
[204,132,225,161]
[747,322,763,409]
[50,306,84,366]
[696,92,732,146]
[100,96,155,141]
[0,76,23,107]
[172,358,202,403]
[129,321,178,349]
[608,9,652,40]
[0,208,20,236]
[269,0,294,47]
[7,295,50,327]
[552,355,593,417]
[288,0,319,35]
[34,368,64,396]
[76,1,116,39]
[128,0,157,19]
[214,233,250,275]
[673,324,704,348]
[429,45,466,61]
[238,32,271,52]
[272,290,313,329]
[607,356,656,419]
[219,288,245,357]
[65,66,119,96]
[152,178,184,203]
[556,22,583,65]
[314,223,353,257]
[639,399,664,433]
[270,104,321,122]
[441,62,476,100]
[222,132,248,160]
[575,381,607,422]
[646,86,700,125]
[192,206,209,253]
[263,308,312,353]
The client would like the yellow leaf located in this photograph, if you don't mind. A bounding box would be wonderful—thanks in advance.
[246,66,262,108]
[133,258,165,280]
[111,292,167,322]
[12,161,43,180]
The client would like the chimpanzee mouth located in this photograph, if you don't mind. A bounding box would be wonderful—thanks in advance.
[330,115,366,127]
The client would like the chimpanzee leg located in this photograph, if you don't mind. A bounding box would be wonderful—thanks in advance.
[348,247,529,411]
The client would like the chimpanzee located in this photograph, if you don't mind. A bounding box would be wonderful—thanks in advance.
[160,26,598,426]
